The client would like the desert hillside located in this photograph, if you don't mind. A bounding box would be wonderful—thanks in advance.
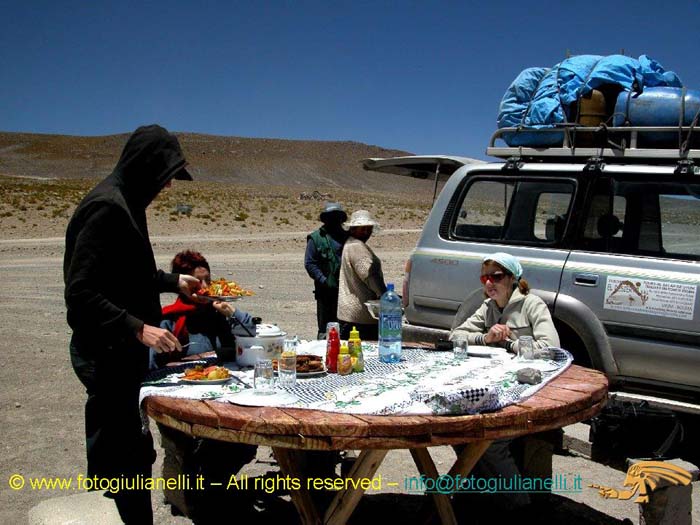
[0,131,475,239]
[0,131,458,194]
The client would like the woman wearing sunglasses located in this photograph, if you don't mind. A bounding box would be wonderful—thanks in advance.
[449,252,561,516]
[450,252,559,354]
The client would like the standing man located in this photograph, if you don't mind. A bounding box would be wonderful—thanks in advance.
[305,202,348,339]
[64,125,201,524]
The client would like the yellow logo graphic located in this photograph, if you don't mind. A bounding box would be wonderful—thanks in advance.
[590,461,692,503]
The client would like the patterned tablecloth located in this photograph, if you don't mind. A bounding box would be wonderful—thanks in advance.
[140,342,572,421]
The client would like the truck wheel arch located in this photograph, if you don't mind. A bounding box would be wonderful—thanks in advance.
[551,293,620,379]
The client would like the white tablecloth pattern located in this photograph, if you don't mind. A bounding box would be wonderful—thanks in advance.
[140,342,572,430]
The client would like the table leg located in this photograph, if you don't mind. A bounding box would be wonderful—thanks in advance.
[410,441,493,525]
[410,448,457,525]
[449,440,493,478]
[272,447,322,525]
[324,449,389,525]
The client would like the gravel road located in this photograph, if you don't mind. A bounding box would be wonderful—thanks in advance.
[3,229,697,524]
[0,229,418,524]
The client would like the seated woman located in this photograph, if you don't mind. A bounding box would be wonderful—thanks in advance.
[450,252,559,354]
[449,252,560,514]
[150,250,258,519]
[150,250,255,369]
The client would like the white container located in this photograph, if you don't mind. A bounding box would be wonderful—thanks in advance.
[235,323,287,367]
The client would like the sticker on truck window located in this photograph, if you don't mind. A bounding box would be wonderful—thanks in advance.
[603,276,697,320]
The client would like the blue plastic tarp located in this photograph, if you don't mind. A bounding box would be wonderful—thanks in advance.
[497,54,683,145]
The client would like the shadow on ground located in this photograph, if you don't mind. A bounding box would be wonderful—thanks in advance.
[164,471,633,525]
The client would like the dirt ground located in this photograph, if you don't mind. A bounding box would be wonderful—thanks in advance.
[0,213,421,524]
[1,186,698,524]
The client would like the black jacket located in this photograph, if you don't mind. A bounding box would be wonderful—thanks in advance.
[64,125,189,355]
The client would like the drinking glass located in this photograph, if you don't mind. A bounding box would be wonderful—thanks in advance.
[254,359,275,394]
[518,336,534,361]
[278,339,298,387]
[453,339,469,360]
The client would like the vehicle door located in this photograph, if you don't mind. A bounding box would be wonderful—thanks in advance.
[410,169,577,329]
[559,170,700,394]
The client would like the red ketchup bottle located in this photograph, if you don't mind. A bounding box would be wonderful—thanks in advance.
[326,327,340,373]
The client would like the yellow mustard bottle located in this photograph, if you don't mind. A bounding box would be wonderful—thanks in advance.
[348,326,364,372]
[338,343,353,376]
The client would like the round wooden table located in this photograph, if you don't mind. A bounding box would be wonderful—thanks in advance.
[145,364,607,525]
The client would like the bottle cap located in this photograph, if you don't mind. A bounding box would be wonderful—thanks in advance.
[349,326,360,340]
[340,343,349,354]
[387,283,394,291]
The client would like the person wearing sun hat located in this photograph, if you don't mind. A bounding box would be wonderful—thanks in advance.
[305,202,349,339]
[337,210,387,340]
[450,251,559,354]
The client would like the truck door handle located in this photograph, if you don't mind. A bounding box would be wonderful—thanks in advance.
[574,273,599,287]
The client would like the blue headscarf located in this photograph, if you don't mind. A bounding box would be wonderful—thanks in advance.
[483,252,523,280]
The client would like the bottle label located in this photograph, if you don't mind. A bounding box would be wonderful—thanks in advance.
[380,313,402,340]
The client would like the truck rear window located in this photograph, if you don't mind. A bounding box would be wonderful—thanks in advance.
[449,177,575,245]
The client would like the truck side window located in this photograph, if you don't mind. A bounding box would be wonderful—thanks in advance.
[503,181,574,242]
[577,178,626,253]
[577,178,700,261]
[657,185,700,260]
[452,179,574,244]
[453,180,513,240]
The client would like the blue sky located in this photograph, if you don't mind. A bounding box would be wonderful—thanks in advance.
[2,1,700,159]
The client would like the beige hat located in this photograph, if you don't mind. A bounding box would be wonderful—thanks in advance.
[344,210,380,229]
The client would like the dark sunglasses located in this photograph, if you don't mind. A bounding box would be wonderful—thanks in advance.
[480,271,508,284]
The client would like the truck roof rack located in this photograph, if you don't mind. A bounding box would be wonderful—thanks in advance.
[487,125,700,165]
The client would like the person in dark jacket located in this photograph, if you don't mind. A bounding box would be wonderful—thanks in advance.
[64,124,200,524]
[304,202,348,339]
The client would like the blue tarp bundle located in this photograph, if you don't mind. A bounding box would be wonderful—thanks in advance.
[497,54,683,146]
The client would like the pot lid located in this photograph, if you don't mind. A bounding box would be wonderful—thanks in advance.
[255,323,285,337]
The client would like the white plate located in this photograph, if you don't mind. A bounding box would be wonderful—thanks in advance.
[228,389,299,407]
[273,353,327,376]
[297,368,327,378]
[467,347,507,357]
[209,295,243,302]
[273,366,327,377]
[179,376,232,385]
[515,360,560,372]
[295,340,328,356]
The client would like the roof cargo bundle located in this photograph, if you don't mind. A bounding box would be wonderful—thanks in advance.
[494,54,700,157]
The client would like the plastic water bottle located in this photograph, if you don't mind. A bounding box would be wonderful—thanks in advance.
[379,283,402,363]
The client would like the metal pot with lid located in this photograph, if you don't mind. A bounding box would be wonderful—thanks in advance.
[234,323,287,367]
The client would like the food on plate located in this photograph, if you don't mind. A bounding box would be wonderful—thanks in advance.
[271,354,324,374]
[182,365,230,381]
[197,278,254,298]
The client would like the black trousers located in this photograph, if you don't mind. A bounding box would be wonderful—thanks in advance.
[314,284,339,339]
[71,341,155,525]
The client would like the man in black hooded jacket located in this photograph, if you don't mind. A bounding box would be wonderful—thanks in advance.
[64,125,200,523]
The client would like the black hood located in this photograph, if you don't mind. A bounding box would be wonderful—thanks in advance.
[112,124,190,208]
[69,125,191,239]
